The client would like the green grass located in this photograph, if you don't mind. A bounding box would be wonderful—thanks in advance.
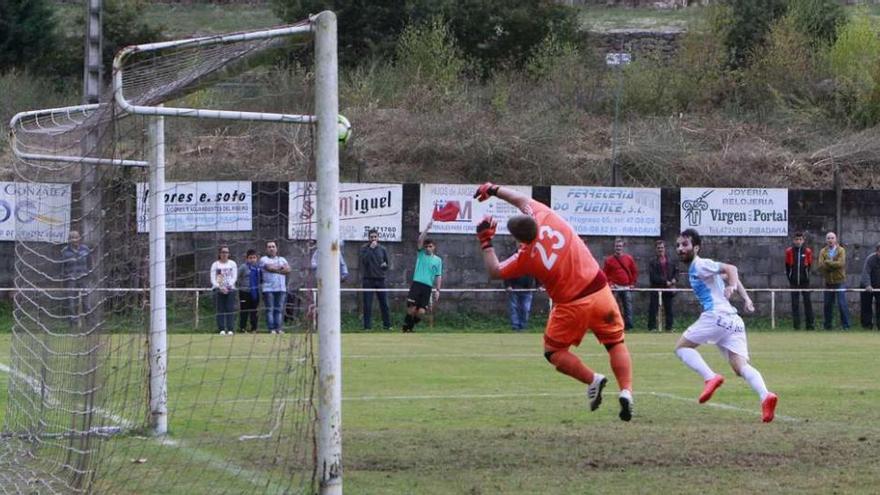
[1,330,879,493]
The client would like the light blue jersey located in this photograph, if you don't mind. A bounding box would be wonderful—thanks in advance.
[688,256,737,315]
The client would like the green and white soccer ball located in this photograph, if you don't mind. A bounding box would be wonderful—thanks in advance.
[337,114,352,145]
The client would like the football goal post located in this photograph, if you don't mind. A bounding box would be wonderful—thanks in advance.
[4,11,342,494]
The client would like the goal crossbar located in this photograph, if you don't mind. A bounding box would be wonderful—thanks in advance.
[113,23,316,124]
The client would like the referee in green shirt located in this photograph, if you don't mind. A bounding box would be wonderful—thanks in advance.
[402,219,443,332]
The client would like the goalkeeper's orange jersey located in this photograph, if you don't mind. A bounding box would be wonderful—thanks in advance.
[498,200,603,304]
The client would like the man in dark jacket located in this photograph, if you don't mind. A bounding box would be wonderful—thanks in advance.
[647,239,678,332]
[359,229,392,330]
[785,231,815,330]
[860,243,880,330]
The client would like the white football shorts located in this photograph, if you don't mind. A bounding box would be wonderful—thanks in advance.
[682,311,749,360]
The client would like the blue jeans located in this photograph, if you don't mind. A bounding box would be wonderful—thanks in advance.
[823,284,850,330]
[615,289,634,330]
[214,290,237,332]
[264,291,287,331]
[508,290,533,331]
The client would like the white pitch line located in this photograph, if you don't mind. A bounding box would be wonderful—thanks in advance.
[0,361,289,492]
[647,391,801,423]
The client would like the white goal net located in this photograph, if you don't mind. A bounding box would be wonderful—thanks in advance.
[3,12,341,494]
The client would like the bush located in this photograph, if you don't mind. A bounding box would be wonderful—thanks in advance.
[270,0,578,74]
[827,14,880,127]
[785,0,846,49]
[395,18,467,102]
[716,0,787,68]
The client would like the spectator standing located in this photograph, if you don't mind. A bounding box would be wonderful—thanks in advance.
[260,241,291,334]
[61,230,92,317]
[647,239,678,332]
[401,219,442,333]
[359,229,392,331]
[817,232,850,330]
[237,249,261,333]
[505,270,536,332]
[785,231,815,330]
[210,245,238,335]
[310,239,349,282]
[860,243,880,330]
[603,238,638,331]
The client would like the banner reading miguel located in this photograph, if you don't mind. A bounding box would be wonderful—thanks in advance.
[680,188,788,236]
[419,184,533,235]
[137,181,252,232]
[0,182,71,242]
[288,182,403,241]
[551,186,661,236]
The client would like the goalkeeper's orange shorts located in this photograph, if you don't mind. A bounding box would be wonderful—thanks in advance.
[543,285,625,351]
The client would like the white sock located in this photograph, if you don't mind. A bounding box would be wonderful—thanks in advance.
[619,389,633,402]
[675,348,716,381]
[591,372,606,386]
[739,364,769,401]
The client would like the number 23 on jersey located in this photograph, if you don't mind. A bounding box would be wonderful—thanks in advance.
[531,225,565,270]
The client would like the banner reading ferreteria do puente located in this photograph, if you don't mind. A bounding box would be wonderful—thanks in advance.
[551,186,661,237]
[680,188,788,236]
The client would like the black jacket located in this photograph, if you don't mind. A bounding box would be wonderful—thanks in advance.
[862,252,880,288]
[648,256,679,288]
[785,245,812,287]
[359,243,389,279]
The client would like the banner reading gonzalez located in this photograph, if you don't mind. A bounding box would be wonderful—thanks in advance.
[137,181,252,232]
[0,182,71,242]
[288,182,403,241]
[550,186,661,237]
[680,188,788,236]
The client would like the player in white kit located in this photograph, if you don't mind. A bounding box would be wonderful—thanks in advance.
[674,229,779,423]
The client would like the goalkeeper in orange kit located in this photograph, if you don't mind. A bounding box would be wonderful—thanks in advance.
[474,182,634,421]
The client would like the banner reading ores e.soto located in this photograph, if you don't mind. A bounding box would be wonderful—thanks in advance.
[137,181,252,232]
[551,186,661,236]
[288,182,403,241]
[419,184,533,235]
[0,182,72,242]
[680,188,788,236]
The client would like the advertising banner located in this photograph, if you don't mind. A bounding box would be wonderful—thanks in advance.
[137,181,252,232]
[0,182,71,242]
[288,182,403,241]
[550,186,661,237]
[418,184,533,235]
[680,188,788,236]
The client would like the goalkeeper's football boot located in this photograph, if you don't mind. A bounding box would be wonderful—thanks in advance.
[698,374,725,403]
[618,389,633,422]
[761,392,778,423]
[587,373,607,411]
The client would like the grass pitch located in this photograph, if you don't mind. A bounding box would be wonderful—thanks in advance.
[1,331,879,494]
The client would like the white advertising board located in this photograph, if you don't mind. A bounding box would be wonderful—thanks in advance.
[137,181,252,232]
[551,186,661,237]
[288,182,403,241]
[680,188,788,236]
[0,182,71,242]
[418,184,533,235]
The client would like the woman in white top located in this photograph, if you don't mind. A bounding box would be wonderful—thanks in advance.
[210,245,238,335]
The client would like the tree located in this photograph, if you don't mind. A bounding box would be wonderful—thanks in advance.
[717,0,787,68]
[270,0,578,72]
[0,0,59,72]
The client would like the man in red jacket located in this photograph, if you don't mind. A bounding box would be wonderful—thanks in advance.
[784,231,815,330]
[603,238,638,331]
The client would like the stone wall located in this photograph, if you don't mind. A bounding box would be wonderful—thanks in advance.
[2,186,880,324]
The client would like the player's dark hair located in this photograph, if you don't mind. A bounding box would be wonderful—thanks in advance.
[246,249,257,257]
[654,238,665,246]
[368,229,378,236]
[217,244,230,259]
[680,228,701,247]
[507,215,538,243]
[794,231,804,238]
[423,238,434,247]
